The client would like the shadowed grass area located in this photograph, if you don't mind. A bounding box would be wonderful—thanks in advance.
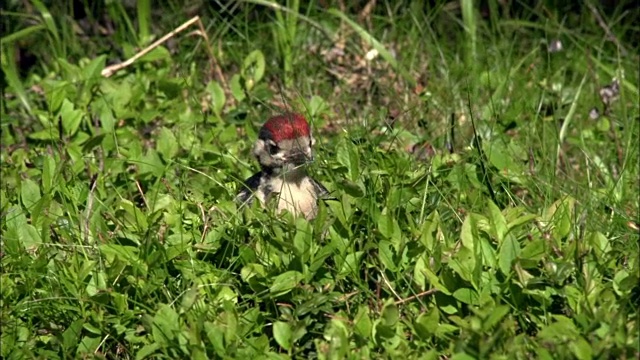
[1,1,638,358]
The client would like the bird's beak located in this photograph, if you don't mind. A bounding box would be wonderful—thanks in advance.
[289,150,313,165]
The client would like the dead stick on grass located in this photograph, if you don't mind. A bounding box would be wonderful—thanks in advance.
[394,289,439,306]
[101,16,229,96]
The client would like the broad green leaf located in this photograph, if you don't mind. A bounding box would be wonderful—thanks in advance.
[507,213,538,231]
[498,234,520,275]
[543,196,575,240]
[420,266,451,295]
[570,336,593,360]
[118,199,148,232]
[353,306,372,338]
[520,239,545,265]
[292,217,312,263]
[135,149,164,177]
[241,50,266,90]
[20,178,41,210]
[99,244,147,274]
[62,319,84,352]
[378,209,401,244]
[413,256,428,289]
[157,127,178,161]
[82,55,107,81]
[273,321,292,350]
[180,287,199,312]
[460,214,475,251]
[230,74,246,102]
[380,300,399,327]
[338,251,363,277]
[77,336,101,356]
[206,81,226,116]
[339,179,364,197]
[483,305,509,330]
[4,206,42,250]
[270,271,303,296]
[377,240,396,271]
[487,200,507,243]
[205,322,226,357]
[450,352,476,360]
[139,46,171,62]
[136,343,160,360]
[589,231,610,257]
[59,98,84,136]
[414,308,439,339]
[449,247,476,284]
[152,304,179,345]
[453,288,478,305]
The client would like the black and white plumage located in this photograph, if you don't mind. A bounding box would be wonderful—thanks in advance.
[237,113,330,220]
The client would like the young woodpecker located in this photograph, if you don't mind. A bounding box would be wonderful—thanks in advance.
[237,113,329,220]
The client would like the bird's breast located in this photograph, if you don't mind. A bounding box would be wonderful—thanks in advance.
[265,177,318,219]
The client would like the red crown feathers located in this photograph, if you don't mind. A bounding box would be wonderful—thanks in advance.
[260,113,311,142]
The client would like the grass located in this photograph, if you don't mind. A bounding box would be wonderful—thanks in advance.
[1,1,639,358]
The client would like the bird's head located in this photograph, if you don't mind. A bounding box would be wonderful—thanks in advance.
[253,113,315,175]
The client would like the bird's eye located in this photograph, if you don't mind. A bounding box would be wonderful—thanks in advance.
[268,142,280,155]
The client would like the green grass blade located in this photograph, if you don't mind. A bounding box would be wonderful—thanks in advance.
[1,46,32,114]
[1,24,46,44]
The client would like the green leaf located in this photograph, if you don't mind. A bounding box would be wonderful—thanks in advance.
[420,266,451,295]
[414,308,439,339]
[520,239,545,265]
[498,234,520,275]
[21,178,41,210]
[460,214,475,251]
[487,200,507,243]
[380,300,399,327]
[241,50,266,90]
[135,149,164,177]
[339,179,364,197]
[118,199,148,232]
[152,304,179,345]
[483,305,509,330]
[377,240,396,271]
[82,55,107,81]
[157,127,178,161]
[543,196,575,240]
[136,343,160,360]
[589,231,610,257]
[273,321,292,351]
[453,288,478,305]
[353,306,372,338]
[206,81,226,116]
[270,271,303,296]
[59,98,84,136]
[378,209,400,243]
[338,251,363,277]
[139,46,171,62]
[62,319,84,352]
[4,206,42,250]
[230,74,246,102]
[292,217,312,263]
[449,247,476,284]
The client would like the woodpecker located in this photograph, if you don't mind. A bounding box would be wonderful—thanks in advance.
[237,113,330,220]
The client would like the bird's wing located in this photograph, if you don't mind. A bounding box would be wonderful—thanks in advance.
[237,171,264,205]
